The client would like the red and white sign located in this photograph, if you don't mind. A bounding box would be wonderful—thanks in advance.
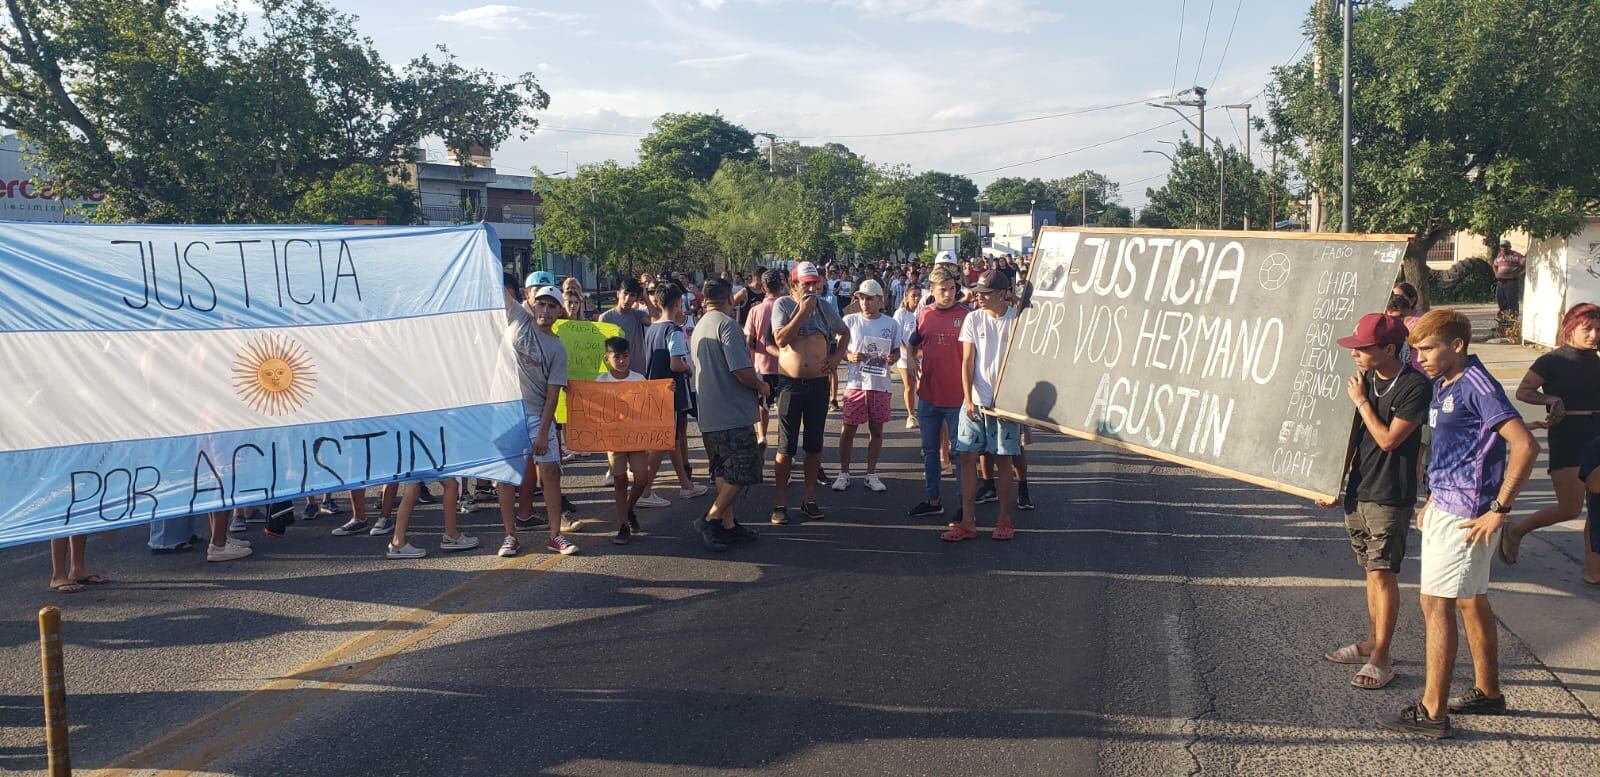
[0,134,103,223]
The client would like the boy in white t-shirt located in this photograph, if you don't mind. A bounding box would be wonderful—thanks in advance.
[944,270,1021,542]
[598,337,650,545]
[833,280,902,493]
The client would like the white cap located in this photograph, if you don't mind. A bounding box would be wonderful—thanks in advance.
[531,286,562,303]
[934,250,958,265]
[857,279,885,297]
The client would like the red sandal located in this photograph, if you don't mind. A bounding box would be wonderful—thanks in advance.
[992,522,1015,541]
[940,524,978,542]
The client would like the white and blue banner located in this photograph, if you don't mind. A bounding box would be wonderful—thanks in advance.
[0,222,528,548]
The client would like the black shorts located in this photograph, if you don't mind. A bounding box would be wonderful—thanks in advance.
[762,374,782,409]
[702,427,762,487]
[1547,413,1600,471]
[775,375,830,456]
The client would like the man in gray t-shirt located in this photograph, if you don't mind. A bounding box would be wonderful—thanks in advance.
[688,280,771,552]
[599,278,651,357]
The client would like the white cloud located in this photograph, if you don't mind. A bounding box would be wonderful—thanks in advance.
[436,4,585,31]
[826,0,1062,30]
[675,52,754,67]
[183,0,263,15]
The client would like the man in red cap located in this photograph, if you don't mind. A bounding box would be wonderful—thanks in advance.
[1316,312,1431,692]
[769,260,849,523]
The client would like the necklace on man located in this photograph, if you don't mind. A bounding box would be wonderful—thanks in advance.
[1371,371,1399,399]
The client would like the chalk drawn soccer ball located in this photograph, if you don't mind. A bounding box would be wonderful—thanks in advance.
[1258,253,1291,291]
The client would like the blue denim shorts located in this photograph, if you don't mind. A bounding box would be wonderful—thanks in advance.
[954,411,1022,456]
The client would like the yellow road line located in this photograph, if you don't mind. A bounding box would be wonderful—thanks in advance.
[92,551,567,776]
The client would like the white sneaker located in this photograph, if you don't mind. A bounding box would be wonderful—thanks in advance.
[225,537,252,549]
[602,471,615,487]
[906,416,918,430]
[207,543,252,562]
[680,483,708,499]
[831,472,851,492]
[228,515,247,533]
[458,496,476,514]
[637,492,672,509]
[368,517,394,536]
[386,542,426,559]
[863,474,887,492]
[440,533,480,552]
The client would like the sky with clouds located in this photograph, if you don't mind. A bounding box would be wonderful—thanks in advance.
[276,1,1315,210]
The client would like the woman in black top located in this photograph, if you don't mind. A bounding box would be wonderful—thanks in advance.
[1501,303,1600,567]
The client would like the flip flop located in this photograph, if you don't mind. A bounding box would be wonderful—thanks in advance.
[74,575,111,585]
[1352,663,1396,690]
[992,522,1016,541]
[49,582,85,594]
[1582,578,1600,588]
[1325,643,1369,664]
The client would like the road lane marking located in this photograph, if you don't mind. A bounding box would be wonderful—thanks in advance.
[92,551,567,776]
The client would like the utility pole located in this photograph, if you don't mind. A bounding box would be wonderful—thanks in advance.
[1223,103,1253,229]
[1081,181,1088,226]
[1341,0,1355,233]
[754,132,777,173]
[1148,99,1225,230]
[1164,86,1208,153]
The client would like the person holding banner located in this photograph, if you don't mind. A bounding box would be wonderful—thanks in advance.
[943,270,1021,542]
[1319,313,1431,691]
[501,283,580,557]
[690,280,770,551]
[1380,309,1538,738]
[597,337,650,546]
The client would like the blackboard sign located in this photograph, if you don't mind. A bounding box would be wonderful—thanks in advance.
[993,227,1410,500]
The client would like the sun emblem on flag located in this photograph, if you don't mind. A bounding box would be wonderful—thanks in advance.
[232,334,317,415]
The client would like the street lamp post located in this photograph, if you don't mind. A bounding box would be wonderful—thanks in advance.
[1149,103,1225,230]
[1222,103,1253,230]
[1341,0,1355,233]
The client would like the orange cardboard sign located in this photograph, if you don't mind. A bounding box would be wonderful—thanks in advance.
[565,379,676,453]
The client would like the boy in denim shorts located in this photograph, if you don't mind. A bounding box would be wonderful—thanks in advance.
[943,270,1021,542]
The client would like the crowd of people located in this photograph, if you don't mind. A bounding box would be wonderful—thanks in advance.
[44,251,1039,580]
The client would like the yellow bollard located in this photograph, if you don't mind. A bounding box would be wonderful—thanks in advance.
[38,605,71,777]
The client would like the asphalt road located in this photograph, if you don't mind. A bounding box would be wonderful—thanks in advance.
[3,399,1599,775]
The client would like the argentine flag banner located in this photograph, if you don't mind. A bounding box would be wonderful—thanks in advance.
[0,222,528,548]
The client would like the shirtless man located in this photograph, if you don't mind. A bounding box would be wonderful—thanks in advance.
[769,261,850,524]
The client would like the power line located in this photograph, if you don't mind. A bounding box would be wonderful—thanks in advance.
[1170,0,1189,96]
[961,116,1187,176]
[1191,0,1219,85]
[541,97,1152,143]
[1207,0,1245,90]
[789,98,1149,140]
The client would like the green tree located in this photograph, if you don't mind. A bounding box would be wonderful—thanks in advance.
[639,112,756,183]
[1270,0,1600,300]
[1145,139,1283,231]
[909,170,979,216]
[981,176,1050,214]
[1099,204,1134,228]
[290,165,419,224]
[0,0,547,223]
[1046,171,1119,226]
[798,144,873,233]
[536,162,697,275]
[1135,205,1174,228]
[776,201,829,261]
[689,159,798,267]
[850,191,912,258]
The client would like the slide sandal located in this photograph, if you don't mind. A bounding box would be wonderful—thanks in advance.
[992,523,1016,541]
[1352,663,1395,690]
[940,525,978,542]
[1324,643,1368,664]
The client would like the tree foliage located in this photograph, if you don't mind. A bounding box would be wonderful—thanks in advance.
[0,0,548,223]
[850,191,912,258]
[688,159,798,267]
[536,162,697,275]
[1046,170,1119,225]
[981,176,1051,214]
[1144,138,1286,231]
[1269,0,1600,295]
[290,164,419,225]
[638,111,756,183]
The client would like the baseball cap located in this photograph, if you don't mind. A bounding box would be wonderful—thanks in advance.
[934,250,958,265]
[531,285,562,304]
[524,270,555,288]
[857,279,885,297]
[1336,312,1409,349]
[971,269,1014,293]
[792,261,822,283]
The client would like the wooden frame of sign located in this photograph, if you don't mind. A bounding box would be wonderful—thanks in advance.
[995,226,1412,503]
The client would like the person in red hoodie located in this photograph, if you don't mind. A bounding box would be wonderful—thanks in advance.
[905,264,970,520]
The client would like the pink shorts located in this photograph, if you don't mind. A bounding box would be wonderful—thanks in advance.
[842,389,892,426]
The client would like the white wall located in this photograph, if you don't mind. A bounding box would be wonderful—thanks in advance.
[1522,220,1600,347]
